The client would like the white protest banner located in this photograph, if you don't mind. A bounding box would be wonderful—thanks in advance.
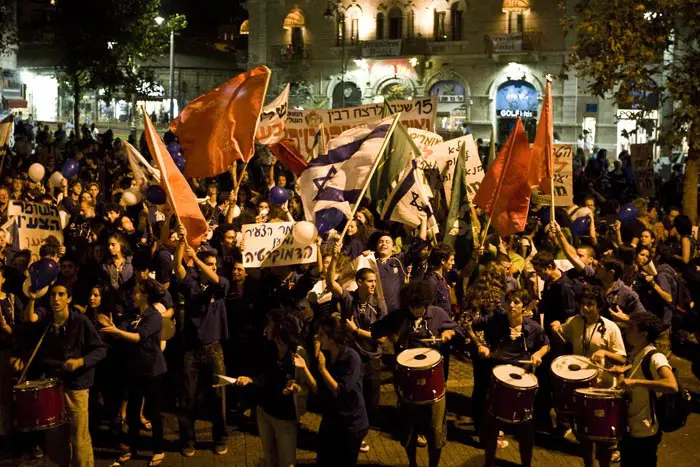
[407,128,443,158]
[242,221,317,268]
[285,96,437,160]
[490,33,523,53]
[532,144,574,206]
[631,143,655,198]
[8,201,63,262]
[361,39,402,57]
[256,84,290,145]
[417,134,484,206]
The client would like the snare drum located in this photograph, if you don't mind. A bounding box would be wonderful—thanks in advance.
[487,365,538,423]
[13,379,65,432]
[551,355,599,413]
[395,348,445,404]
[573,388,627,441]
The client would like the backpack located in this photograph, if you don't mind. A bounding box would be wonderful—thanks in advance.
[641,350,691,432]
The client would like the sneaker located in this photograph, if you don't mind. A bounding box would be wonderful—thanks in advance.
[31,444,44,459]
[181,445,195,457]
[360,441,370,453]
[417,434,427,447]
[563,428,579,444]
[497,439,510,449]
[214,443,228,455]
[611,450,621,463]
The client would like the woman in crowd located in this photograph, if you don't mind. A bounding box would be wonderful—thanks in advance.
[102,233,134,289]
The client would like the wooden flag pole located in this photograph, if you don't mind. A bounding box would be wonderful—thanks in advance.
[339,113,402,241]
[479,120,520,248]
[546,75,555,222]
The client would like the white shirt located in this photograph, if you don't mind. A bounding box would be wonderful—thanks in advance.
[562,315,626,360]
[626,345,671,437]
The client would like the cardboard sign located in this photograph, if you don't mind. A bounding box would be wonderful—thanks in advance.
[285,96,437,160]
[257,84,290,145]
[407,128,443,158]
[631,143,655,198]
[532,144,574,206]
[8,201,64,262]
[242,221,318,268]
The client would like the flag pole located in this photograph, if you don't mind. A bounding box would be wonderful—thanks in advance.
[545,75,556,222]
[339,113,402,240]
[479,120,520,248]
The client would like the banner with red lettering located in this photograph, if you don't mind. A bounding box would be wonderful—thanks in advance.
[256,84,290,145]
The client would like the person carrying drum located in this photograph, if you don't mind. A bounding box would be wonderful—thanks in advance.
[21,281,107,467]
[371,280,462,467]
[551,285,627,466]
[464,288,549,467]
[326,245,387,454]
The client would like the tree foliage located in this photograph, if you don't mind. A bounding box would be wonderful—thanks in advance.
[562,0,700,219]
[53,0,186,125]
[0,0,18,55]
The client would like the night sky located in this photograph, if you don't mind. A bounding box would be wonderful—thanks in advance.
[169,0,247,38]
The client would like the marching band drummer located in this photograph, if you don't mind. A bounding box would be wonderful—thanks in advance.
[552,285,627,467]
[371,280,462,467]
[22,282,107,467]
[464,288,549,467]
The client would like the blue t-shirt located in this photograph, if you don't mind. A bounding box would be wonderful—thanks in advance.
[179,271,229,349]
[318,346,369,433]
[118,305,167,378]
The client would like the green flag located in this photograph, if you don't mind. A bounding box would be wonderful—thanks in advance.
[444,143,475,267]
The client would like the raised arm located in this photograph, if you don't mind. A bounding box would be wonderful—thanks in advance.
[173,225,187,281]
[325,243,344,298]
[551,220,586,271]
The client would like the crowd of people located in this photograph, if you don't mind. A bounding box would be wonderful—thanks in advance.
[0,114,695,467]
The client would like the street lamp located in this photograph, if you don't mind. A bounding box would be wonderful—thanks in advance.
[155,16,175,122]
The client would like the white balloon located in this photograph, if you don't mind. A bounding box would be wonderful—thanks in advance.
[28,163,45,182]
[569,206,593,222]
[49,171,65,188]
[293,221,318,245]
[231,204,241,219]
[121,190,141,206]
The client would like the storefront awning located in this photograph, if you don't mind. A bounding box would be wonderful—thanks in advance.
[502,0,530,12]
[6,98,27,108]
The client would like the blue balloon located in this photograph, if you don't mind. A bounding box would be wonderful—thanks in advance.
[174,156,186,172]
[61,159,79,178]
[145,185,167,205]
[316,208,344,235]
[539,206,551,226]
[29,258,59,292]
[619,203,639,223]
[268,186,289,204]
[167,141,181,157]
[572,216,592,236]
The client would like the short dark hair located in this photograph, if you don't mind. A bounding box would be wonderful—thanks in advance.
[355,268,376,282]
[579,284,605,309]
[39,242,60,258]
[196,250,218,264]
[400,280,435,308]
[505,288,531,306]
[673,214,693,237]
[577,244,596,258]
[428,243,454,269]
[51,281,73,297]
[628,311,666,342]
[137,278,166,304]
[531,251,555,270]
[317,314,352,347]
[600,257,624,280]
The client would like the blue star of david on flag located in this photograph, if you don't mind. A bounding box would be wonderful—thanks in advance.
[313,166,337,200]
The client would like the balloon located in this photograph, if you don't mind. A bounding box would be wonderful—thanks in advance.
[268,186,289,204]
[230,204,241,219]
[121,190,141,206]
[619,203,639,223]
[49,171,65,188]
[167,141,181,157]
[61,159,79,178]
[539,206,551,226]
[174,156,186,172]
[23,278,48,300]
[316,208,344,235]
[568,206,593,222]
[145,185,167,205]
[28,163,45,182]
[572,216,592,236]
[29,258,59,292]
[293,221,318,245]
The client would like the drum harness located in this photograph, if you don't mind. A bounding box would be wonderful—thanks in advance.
[581,317,607,357]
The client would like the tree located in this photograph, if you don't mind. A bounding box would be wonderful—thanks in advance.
[53,0,185,128]
[562,0,700,221]
[0,0,18,56]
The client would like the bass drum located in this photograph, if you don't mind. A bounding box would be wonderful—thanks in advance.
[487,364,538,423]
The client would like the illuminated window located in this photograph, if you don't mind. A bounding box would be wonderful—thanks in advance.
[239,20,249,36]
[283,8,305,30]
[350,18,359,44]
[407,10,415,39]
[434,10,446,41]
[502,0,530,12]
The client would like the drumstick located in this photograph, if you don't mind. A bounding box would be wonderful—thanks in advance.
[419,338,442,343]
[571,355,613,373]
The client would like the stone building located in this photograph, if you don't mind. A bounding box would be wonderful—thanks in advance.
[246,0,655,154]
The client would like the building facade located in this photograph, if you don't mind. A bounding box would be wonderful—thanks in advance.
[247,0,650,154]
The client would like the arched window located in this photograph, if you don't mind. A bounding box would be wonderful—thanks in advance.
[434,9,446,41]
[450,4,462,41]
[239,20,249,36]
[388,8,402,39]
[347,5,362,44]
[376,12,385,40]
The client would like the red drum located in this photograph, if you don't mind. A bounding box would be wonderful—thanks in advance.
[573,388,627,441]
[396,348,445,404]
[487,365,538,424]
[13,379,65,432]
[551,355,599,413]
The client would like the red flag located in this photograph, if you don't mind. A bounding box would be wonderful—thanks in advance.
[269,139,308,176]
[144,111,208,248]
[529,77,553,192]
[473,119,532,237]
[170,65,271,178]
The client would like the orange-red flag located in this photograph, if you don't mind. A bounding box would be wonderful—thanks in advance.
[144,111,208,247]
[529,77,553,192]
[170,65,271,178]
[269,139,308,177]
[473,119,532,237]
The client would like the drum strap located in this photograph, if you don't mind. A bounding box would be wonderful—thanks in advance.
[17,324,51,385]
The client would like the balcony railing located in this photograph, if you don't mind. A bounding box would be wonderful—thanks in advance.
[270,44,311,64]
[484,31,541,55]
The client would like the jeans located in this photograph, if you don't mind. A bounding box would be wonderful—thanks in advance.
[256,405,298,467]
[47,389,94,467]
[362,358,382,426]
[620,433,662,467]
[317,422,368,467]
[126,375,164,454]
[178,341,228,446]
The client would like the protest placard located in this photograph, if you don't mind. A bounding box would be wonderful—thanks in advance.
[242,221,318,268]
[256,84,289,145]
[285,96,437,160]
[8,201,63,262]
[407,128,443,158]
[631,143,655,198]
[532,144,574,206]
